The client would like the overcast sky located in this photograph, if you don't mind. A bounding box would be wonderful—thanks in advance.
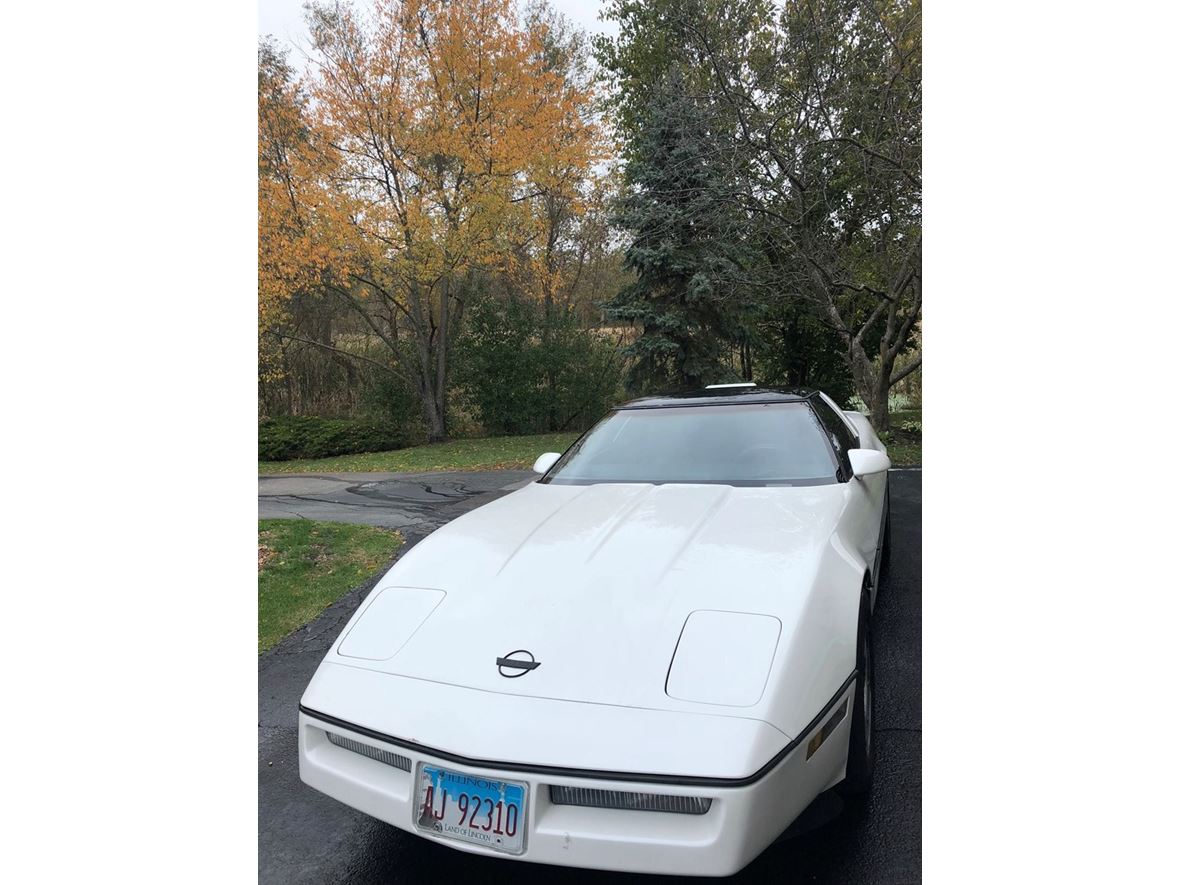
[258,0,618,69]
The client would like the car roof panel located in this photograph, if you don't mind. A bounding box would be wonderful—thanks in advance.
[617,387,816,410]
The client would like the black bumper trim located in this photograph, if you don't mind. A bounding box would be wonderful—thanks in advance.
[299,669,857,788]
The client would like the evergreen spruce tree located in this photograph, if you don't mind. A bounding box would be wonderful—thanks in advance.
[606,70,757,393]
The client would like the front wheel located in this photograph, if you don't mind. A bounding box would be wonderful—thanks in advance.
[838,594,875,797]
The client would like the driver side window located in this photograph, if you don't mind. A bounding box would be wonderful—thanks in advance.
[817,392,861,447]
[810,396,858,478]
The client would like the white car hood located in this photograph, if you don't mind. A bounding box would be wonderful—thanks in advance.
[321,480,855,733]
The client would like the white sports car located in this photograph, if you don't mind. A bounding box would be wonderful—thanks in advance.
[298,385,891,876]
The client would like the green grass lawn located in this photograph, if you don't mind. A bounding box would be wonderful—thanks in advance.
[258,431,581,475]
[881,408,922,466]
[258,412,919,474]
[881,434,921,466]
[258,519,403,653]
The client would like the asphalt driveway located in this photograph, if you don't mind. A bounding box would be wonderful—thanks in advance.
[259,469,535,529]
[259,469,921,884]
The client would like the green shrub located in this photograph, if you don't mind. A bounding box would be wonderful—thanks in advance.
[454,295,623,436]
[357,360,426,433]
[259,416,412,461]
[754,301,856,406]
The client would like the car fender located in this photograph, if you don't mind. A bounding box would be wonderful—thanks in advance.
[758,528,867,742]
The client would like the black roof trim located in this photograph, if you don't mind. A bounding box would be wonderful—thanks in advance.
[617,387,817,410]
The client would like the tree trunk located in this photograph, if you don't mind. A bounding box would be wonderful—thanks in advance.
[868,372,891,431]
[848,350,894,432]
[543,289,557,432]
[401,275,449,444]
[432,277,451,443]
[542,199,563,432]
[418,360,447,443]
[842,329,894,432]
[424,393,447,443]
[818,277,914,433]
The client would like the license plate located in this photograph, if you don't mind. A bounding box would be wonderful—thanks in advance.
[414,763,528,855]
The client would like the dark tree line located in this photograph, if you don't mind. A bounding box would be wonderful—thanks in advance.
[597,0,921,427]
[261,0,920,436]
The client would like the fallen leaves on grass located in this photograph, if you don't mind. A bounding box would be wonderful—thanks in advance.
[259,432,580,475]
[258,520,404,653]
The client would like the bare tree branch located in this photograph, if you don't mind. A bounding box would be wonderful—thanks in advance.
[266,330,408,382]
[890,355,922,387]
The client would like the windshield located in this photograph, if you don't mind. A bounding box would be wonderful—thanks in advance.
[544,402,838,486]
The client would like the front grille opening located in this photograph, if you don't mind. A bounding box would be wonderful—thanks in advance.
[549,785,712,815]
[326,731,411,772]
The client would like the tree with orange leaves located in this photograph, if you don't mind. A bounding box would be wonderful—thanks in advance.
[266,0,605,441]
[258,40,335,387]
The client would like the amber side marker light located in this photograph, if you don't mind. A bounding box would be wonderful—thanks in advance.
[806,699,849,760]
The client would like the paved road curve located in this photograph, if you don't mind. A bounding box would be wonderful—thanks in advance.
[259,470,535,529]
[259,470,921,884]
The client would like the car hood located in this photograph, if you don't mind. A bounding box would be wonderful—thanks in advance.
[319,480,853,729]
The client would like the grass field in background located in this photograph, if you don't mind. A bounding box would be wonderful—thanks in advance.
[258,432,581,475]
[882,407,922,466]
[258,519,403,653]
[258,410,920,474]
[881,435,921,466]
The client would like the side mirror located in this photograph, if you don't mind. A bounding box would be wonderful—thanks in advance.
[848,448,891,478]
[532,452,561,475]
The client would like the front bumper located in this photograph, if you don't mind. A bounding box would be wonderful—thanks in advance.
[297,690,854,877]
